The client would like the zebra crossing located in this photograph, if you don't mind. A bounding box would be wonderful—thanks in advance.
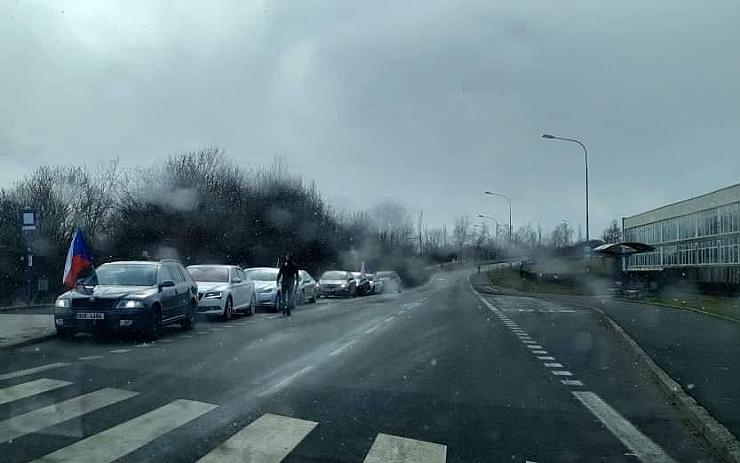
[0,362,449,462]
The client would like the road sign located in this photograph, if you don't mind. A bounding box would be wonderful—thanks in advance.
[21,207,37,231]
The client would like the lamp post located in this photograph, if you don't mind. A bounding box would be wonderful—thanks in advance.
[483,192,512,243]
[542,133,590,243]
[477,214,500,240]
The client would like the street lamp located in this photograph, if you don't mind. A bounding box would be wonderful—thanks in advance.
[542,133,590,242]
[477,214,500,240]
[483,192,512,244]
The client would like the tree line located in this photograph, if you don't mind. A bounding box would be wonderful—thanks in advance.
[0,149,454,303]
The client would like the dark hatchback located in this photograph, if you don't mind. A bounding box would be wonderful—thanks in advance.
[54,260,198,339]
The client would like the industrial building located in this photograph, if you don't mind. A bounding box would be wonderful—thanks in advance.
[623,183,740,290]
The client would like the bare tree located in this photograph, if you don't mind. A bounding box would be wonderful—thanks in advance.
[601,219,621,243]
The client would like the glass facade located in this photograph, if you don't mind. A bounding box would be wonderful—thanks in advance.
[625,202,740,271]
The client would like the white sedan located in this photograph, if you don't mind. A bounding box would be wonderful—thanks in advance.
[187,265,256,321]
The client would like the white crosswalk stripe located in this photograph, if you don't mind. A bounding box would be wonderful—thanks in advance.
[0,363,69,382]
[198,413,317,463]
[33,399,216,462]
[0,378,72,406]
[364,433,447,463]
[0,387,137,443]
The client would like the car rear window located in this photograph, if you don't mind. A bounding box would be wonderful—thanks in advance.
[246,269,278,281]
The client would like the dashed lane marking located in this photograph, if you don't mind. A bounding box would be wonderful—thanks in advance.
[259,366,313,397]
[197,413,317,463]
[551,370,573,376]
[532,350,548,355]
[78,355,105,360]
[537,356,556,361]
[544,363,564,368]
[109,349,132,354]
[573,391,677,463]
[364,325,380,335]
[329,340,357,357]
[526,345,543,349]
[561,380,584,387]
[0,363,69,382]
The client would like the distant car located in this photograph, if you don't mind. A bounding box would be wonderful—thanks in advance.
[245,267,281,311]
[317,270,357,298]
[54,260,197,339]
[296,270,318,305]
[187,265,256,320]
[375,271,402,293]
[351,272,371,296]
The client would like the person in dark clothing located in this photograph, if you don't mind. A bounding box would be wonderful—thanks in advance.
[276,254,299,316]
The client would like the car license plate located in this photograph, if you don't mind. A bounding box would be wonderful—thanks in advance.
[76,312,104,320]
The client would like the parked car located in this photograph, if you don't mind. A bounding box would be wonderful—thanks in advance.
[317,270,357,298]
[351,272,371,296]
[54,260,197,339]
[375,270,402,293]
[296,270,318,305]
[245,267,281,311]
[187,265,256,320]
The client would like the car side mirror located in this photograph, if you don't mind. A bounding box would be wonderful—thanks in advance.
[232,278,242,283]
[159,280,175,291]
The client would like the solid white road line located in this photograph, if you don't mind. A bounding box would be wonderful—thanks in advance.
[363,433,447,463]
[0,363,69,382]
[0,378,72,406]
[78,355,105,360]
[551,370,573,376]
[329,340,356,357]
[0,388,138,442]
[259,367,313,397]
[109,349,131,354]
[383,316,396,323]
[561,380,584,386]
[198,413,317,463]
[573,391,676,463]
[537,356,556,361]
[544,363,564,368]
[33,399,216,463]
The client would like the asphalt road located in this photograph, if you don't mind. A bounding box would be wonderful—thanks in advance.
[0,271,719,462]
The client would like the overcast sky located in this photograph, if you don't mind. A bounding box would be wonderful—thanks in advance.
[2,0,740,238]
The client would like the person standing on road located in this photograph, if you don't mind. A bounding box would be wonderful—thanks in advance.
[276,253,299,316]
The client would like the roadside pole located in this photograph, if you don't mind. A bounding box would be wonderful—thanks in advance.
[20,207,38,305]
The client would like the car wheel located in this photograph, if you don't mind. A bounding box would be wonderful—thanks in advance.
[181,300,196,330]
[310,292,317,303]
[223,296,233,321]
[143,305,162,341]
[248,295,256,316]
[299,290,305,306]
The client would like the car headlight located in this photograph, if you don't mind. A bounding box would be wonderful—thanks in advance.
[203,291,223,299]
[116,300,145,309]
[341,283,347,288]
[55,299,70,308]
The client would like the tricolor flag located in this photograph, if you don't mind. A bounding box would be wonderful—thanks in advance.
[63,229,93,288]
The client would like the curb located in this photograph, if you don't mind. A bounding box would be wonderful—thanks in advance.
[1,332,57,351]
[589,305,740,463]
[0,304,54,313]
[616,297,740,325]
